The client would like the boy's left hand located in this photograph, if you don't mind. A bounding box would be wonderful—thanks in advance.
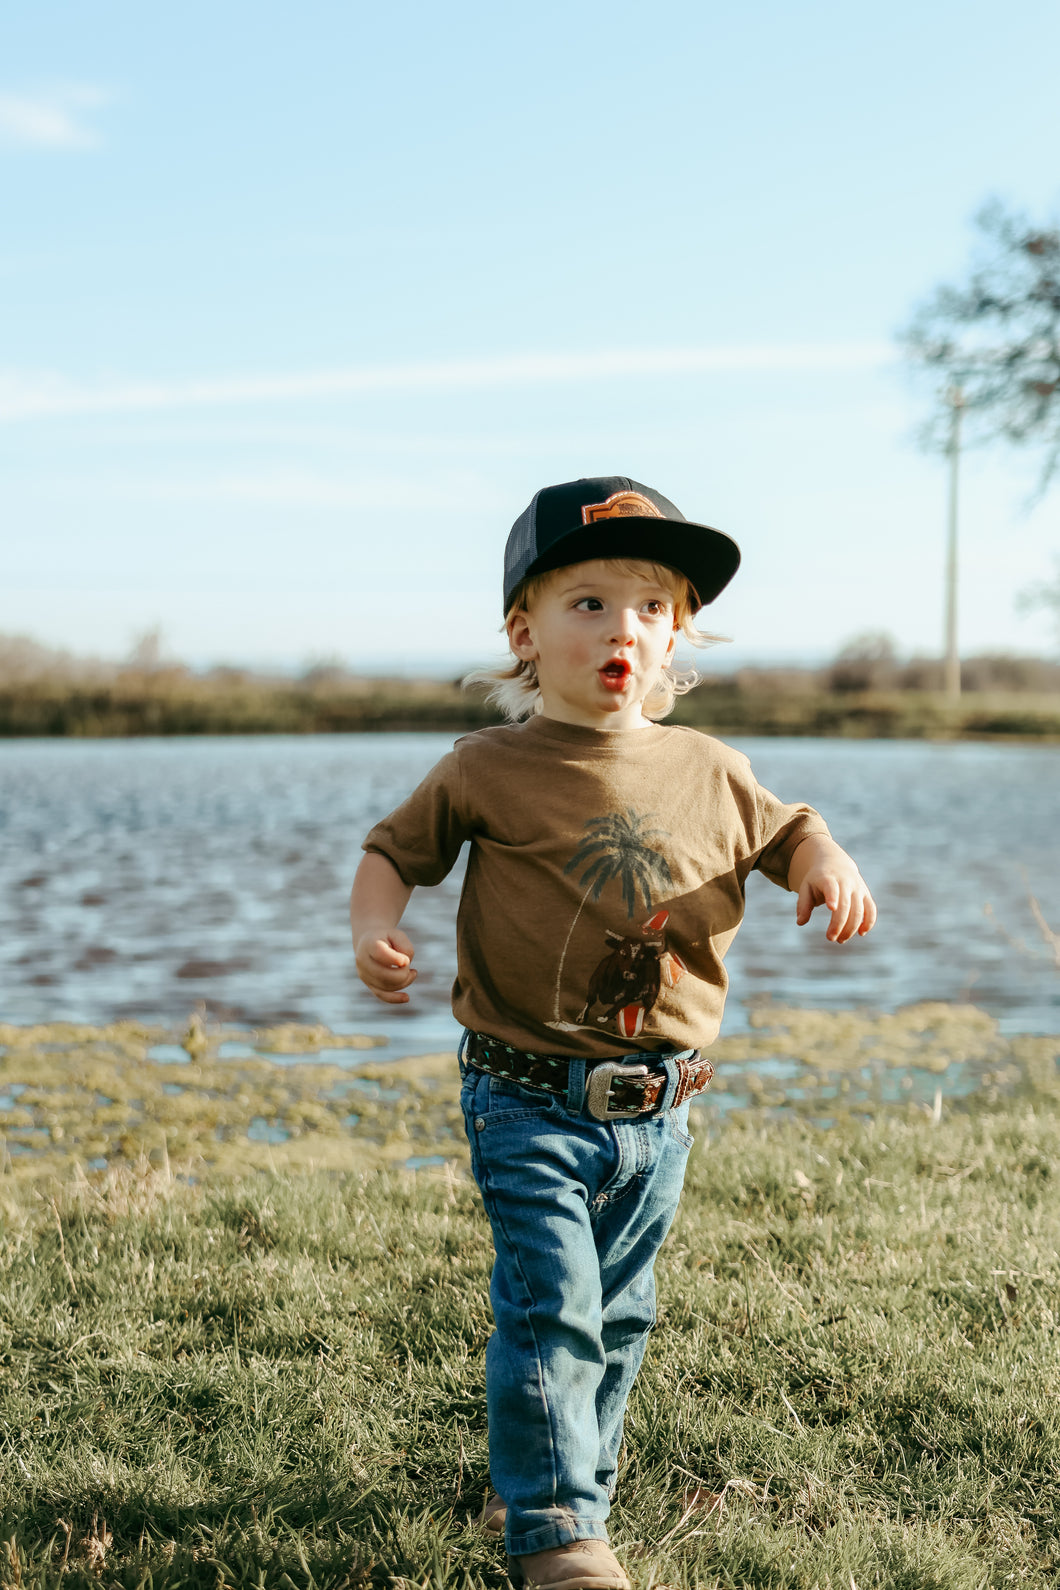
[789,835,877,943]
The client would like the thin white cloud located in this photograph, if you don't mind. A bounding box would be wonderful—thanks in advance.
[0,342,895,422]
[74,468,502,513]
[0,86,108,150]
[205,470,495,511]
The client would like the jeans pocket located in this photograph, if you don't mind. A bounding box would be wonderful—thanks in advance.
[459,1067,482,1110]
[666,1100,695,1148]
[484,1074,562,1120]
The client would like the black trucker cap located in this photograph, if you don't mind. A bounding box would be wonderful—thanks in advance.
[503,476,741,613]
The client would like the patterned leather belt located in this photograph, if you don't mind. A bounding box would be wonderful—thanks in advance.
[465,1031,714,1122]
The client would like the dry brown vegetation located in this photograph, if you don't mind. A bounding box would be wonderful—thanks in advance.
[0,629,1057,738]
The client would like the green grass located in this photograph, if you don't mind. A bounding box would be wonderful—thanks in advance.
[0,1021,1058,1589]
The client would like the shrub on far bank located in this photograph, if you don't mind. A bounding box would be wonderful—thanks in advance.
[0,627,1057,738]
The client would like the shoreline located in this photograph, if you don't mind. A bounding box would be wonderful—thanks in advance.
[1,679,1060,741]
[2,1005,1056,1186]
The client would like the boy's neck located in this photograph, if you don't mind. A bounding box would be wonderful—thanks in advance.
[537,704,655,732]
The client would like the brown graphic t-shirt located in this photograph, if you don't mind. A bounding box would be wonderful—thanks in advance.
[362,717,830,1058]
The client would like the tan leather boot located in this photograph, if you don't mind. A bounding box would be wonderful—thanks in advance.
[481,1491,506,1533]
[506,1540,631,1589]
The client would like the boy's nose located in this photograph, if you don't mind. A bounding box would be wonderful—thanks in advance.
[609,610,637,644]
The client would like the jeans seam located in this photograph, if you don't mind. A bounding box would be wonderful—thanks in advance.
[485,1182,560,1513]
[464,1062,687,1543]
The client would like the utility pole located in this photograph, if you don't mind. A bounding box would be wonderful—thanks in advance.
[943,385,963,700]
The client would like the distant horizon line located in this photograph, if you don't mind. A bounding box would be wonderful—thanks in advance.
[7,640,1057,680]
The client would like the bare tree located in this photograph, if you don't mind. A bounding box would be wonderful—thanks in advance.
[901,199,1060,489]
[1018,555,1060,650]
[828,631,899,693]
[125,626,165,673]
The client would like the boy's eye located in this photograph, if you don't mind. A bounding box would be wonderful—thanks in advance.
[574,597,603,611]
[642,599,670,615]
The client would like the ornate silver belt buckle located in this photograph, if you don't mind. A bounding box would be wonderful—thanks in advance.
[586,1060,650,1121]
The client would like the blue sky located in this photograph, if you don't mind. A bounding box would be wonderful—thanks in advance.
[2,0,1059,673]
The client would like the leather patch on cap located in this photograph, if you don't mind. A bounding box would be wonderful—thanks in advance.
[581,490,663,524]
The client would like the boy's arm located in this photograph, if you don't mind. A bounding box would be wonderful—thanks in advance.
[787,834,877,944]
[351,851,418,1003]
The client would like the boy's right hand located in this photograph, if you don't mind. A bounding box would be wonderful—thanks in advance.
[354,928,418,1004]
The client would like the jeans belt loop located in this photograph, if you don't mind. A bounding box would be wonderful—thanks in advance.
[564,1058,587,1114]
[655,1053,682,1115]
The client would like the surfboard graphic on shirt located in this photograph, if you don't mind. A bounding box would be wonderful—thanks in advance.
[546,808,689,1037]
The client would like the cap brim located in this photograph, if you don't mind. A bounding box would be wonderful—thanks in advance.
[514,517,741,611]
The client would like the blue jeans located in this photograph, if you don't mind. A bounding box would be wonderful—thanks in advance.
[459,1044,695,1557]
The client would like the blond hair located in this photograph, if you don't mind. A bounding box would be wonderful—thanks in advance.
[464,557,727,723]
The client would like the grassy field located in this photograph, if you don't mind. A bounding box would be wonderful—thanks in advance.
[1,1009,1059,1589]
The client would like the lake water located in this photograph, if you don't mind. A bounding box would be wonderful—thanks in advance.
[1,734,1058,1058]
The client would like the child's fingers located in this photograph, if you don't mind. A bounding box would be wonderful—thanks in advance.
[824,886,851,941]
[833,888,877,942]
[372,959,417,985]
[831,892,865,943]
[370,983,414,1005]
[796,879,837,926]
[799,878,841,933]
[858,893,879,935]
[369,934,415,974]
[369,958,417,990]
[355,934,418,1002]
[793,860,877,941]
[372,942,410,970]
[795,880,816,925]
[362,964,417,1003]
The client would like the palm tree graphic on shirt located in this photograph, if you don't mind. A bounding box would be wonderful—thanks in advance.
[546,808,674,1031]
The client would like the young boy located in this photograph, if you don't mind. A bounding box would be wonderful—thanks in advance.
[351,476,876,1590]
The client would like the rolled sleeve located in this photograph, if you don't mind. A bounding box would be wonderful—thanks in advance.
[753,784,831,889]
[362,750,472,887]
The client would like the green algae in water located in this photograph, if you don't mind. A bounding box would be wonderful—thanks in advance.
[0,1022,462,1184]
[0,1009,1056,1187]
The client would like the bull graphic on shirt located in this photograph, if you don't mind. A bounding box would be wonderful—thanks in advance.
[547,809,687,1037]
[577,908,687,1038]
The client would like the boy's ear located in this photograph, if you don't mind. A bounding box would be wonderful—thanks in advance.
[508,610,538,661]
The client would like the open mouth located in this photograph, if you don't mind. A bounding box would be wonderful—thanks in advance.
[600,659,632,691]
